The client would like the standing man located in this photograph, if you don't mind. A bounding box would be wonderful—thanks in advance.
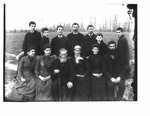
[95,33,108,57]
[51,48,74,101]
[67,23,84,57]
[103,41,126,101]
[16,21,42,60]
[40,28,50,55]
[81,25,97,57]
[51,25,69,56]
[116,27,129,68]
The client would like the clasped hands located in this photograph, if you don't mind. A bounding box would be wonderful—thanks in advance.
[110,77,121,84]
[39,75,51,81]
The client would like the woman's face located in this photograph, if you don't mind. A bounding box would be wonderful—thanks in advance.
[92,47,99,55]
[44,48,51,56]
[74,49,81,56]
[28,49,36,57]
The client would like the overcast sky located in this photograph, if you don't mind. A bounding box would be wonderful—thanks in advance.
[5,0,129,30]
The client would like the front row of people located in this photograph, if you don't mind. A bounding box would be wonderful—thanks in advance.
[8,40,127,101]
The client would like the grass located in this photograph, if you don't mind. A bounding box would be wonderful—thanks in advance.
[5,31,132,55]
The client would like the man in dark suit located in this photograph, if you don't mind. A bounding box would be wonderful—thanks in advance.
[40,27,50,55]
[81,25,97,57]
[116,27,129,68]
[95,33,108,57]
[51,25,69,56]
[51,48,74,101]
[67,23,84,57]
[16,21,42,60]
[103,40,126,101]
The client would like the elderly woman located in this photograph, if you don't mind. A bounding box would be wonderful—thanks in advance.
[34,44,56,101]
[88,44,107,101]
[71,45,90,101]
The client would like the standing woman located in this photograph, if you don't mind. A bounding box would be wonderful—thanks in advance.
[34,44,56,101]
[8,46,37,101]
[88,44,107,101]
[72,45,90,101]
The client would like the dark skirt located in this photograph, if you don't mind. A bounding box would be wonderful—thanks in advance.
[90,75,107,101]
[8,76,36,101]
[35,78,52,101]
[73,75,90,101]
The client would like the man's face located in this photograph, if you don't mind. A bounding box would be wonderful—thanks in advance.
[87,26,94,35]
[72,24,79,33]
[57,27,63,35]
[96,36,103,42]
[28,49,36,57]
[60,50,67,59]
[43,31,49,38]
[44,48,51,56]
[116,30,123,38]
[29,24,36,32]
[108,43,116,51]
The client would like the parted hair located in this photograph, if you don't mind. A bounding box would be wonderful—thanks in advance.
[29,21,36,26]
[42,27,49,33]
[72,22,79,27]
[57,25,64,30]
[116,27,123,32]
[96,33,103,38]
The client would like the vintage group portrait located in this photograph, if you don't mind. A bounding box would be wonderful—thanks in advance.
[4,2,137,102]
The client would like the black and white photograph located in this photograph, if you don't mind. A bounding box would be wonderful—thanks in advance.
[1,0,149,115]
[4,2,137,102]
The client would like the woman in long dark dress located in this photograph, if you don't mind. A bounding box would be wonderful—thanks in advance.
[34,44,56,101]
[8,47,37,101]
[71,45,90,101]
[88,44,107,101]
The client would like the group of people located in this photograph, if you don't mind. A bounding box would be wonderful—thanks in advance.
[7,21,130,101]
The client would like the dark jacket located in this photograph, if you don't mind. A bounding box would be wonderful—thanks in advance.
[117,34,129,66]
[67,32,84,56]
[51,36,69,56]
[71,56,90,77]
[22,30,42,55]
[40,36,49,55]
[102,53,125,80]
[88,54,103,74]
[81,34,97,57]
[97,40,109,57]
[52,58,75,86]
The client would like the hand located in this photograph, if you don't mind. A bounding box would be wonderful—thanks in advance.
[110,77,116,83]
[96,73,102,78]
[67,82,73,88]
[16,55,20,60]
[21,76,25,82]
[75,56,83,63]
[39,75,44,81]
[54,69,60,74]
[43,75,51,81]
[116,77,121,83]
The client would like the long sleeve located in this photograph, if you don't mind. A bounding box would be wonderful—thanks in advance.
[67,59,75,82]
[22,34,27,54]
[17,57,24,77]
[102,56,112,79]
[34,57,40,77]
[50,38,55,55]
[84,58,91,76]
